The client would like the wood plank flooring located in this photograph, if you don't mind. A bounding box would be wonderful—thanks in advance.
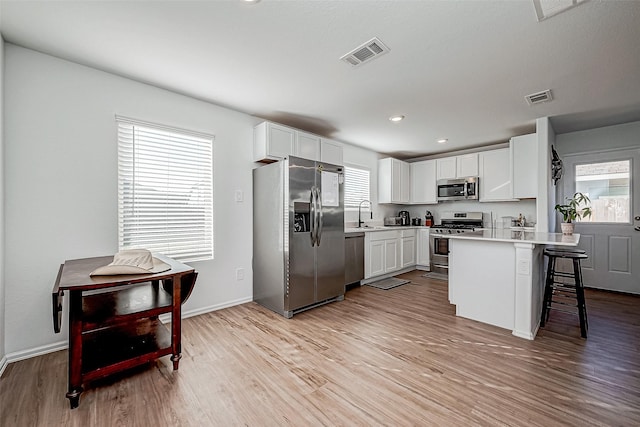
[2,270,639,426]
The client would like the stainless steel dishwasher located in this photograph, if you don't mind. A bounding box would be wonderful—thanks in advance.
[345,232,365,286]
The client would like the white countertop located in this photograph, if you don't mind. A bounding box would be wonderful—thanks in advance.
[344,225,428,234]
[446,229,580,246]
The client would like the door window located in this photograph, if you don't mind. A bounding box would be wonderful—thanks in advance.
[575,160,630,223]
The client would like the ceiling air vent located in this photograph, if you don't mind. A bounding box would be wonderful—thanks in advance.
[525,89,553,106]
[340,37,390,67]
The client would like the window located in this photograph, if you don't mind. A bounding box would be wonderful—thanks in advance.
[344,166,370,210]
[117,116,214,262]
[575,160,630,223]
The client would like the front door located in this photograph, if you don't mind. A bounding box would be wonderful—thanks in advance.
[562,148,640,294]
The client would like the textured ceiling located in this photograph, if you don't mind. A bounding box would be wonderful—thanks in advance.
[1,0,640,158]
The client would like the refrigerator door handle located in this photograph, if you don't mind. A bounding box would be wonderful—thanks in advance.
[316,186,323,246]
[309,187,316,247]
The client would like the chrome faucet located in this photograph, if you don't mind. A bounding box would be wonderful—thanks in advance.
[358,200,372,228]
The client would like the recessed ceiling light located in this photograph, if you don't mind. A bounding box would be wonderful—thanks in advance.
[437,138,448,144]
[389,115,405,122]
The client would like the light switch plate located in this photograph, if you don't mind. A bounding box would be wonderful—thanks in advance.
[235,190,243,203]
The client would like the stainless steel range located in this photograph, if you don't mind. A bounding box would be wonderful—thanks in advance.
[430,212,483,276]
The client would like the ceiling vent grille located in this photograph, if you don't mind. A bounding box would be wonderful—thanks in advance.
[525,89,553,105]
[340,37,390,67]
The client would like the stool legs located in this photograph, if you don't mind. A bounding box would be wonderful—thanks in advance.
[540,249,589,338]
[540,256,556,326]
[573,258,588,338]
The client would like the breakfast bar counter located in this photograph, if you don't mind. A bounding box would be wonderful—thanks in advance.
[447,230,580,340]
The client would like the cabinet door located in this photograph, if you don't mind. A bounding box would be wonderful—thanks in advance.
[384,239,400,272]
[295,131,321,161]
[436,157,457,180]
[320,139,343,166]
[391,159,402,203]
[367,240,385,278]
[511,134,538,198]
[479,148,514,201]
[267,123,296,159]
[410,160,437,204]
[401,236,416,268]
[400,161,410,203]
[456,153,479,178]
[416,229,430,267]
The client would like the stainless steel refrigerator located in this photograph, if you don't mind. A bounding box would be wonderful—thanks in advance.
[253,156,345,318]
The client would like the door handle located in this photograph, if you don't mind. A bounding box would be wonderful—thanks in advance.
[316,187,323,246]
[309,188,316,247]
[635,226,640,232]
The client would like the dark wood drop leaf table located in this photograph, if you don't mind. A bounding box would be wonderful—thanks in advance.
[51,254,197,409]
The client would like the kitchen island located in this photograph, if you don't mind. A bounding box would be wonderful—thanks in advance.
[447,229,580,340]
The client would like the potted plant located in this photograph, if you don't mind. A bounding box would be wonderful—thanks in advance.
[554,192,592,235]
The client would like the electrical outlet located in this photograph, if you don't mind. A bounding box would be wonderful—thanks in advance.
[236,268,245,281]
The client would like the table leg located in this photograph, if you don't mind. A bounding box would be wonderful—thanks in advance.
[170,277,182,370]
[66,290,84,409]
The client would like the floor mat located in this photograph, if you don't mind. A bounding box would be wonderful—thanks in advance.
[421,272,448,281]
[365,277,411,290]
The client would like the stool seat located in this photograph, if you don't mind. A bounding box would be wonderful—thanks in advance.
[544,249,588,259]
[541,249,589,338]
[545,246,587,255]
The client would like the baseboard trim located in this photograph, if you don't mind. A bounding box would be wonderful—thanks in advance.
[5,340,68,366]
[3,297,254,367]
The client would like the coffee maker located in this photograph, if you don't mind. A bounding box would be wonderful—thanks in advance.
[398,210,410,226]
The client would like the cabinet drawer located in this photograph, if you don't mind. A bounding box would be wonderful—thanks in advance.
[368,230,401,241]
[401,229,416,238]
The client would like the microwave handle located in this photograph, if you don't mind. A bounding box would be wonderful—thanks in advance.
[463,181,468,198]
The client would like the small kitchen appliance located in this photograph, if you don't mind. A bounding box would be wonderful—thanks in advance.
[425,211,433,227]
[398,210,410,226]
[412,218,422,226]
[430,212,483,277]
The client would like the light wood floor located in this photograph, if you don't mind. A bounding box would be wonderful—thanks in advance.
[2,270,639,426]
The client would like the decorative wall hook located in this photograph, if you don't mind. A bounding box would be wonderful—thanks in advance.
[551,145,563,185]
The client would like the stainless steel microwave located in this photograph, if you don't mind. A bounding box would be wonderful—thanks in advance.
[437,177,479,201]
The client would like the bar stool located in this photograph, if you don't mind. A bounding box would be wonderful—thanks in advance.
[540,248,589,338]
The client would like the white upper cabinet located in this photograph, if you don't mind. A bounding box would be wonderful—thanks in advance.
[254,121,343,163]
[296,131,321,161]
[436,157,457,180]
[254,121,295,162]
[456,153,479,178]
[410,160,437,204]
[436,153,479,180]
[479,148,515,202]
[511,133,538,199]
[320,138,344,166]
[379,158,410,204]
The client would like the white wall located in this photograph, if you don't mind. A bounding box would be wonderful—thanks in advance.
[555,120,640,154]
[536,117,555,233]
[0,35,6,370]
[4,45,258,357]
[404,199,537,229]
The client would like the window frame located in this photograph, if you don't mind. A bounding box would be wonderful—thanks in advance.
[116,115,215,262]
[343,164,371,211]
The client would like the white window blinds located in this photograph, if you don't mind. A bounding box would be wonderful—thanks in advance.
[117,116,214,262]
[344,166,370,210]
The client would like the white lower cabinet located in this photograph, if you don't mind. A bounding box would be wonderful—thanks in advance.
[401,230,416,268]
[365,229,418,279]
[416,228,430,270]
[365,230,402,279]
